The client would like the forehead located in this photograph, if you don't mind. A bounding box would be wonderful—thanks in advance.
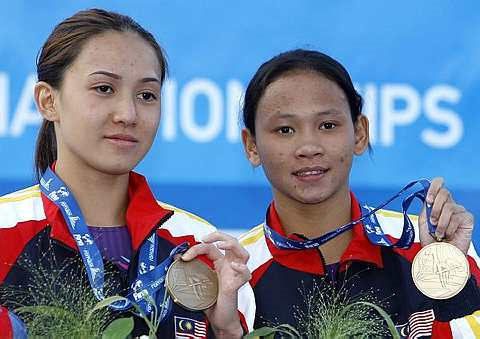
[257,71,349,117]
[67,30,161,78]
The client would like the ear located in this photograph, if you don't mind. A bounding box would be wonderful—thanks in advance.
[353,114,370,155]
[241,128,261,167]
[34,81,59,122]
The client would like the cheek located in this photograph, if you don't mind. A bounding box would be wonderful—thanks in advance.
[339,149,353,162]
[332,142,355,169]
[262,152,287,178]
[255,137,289,173]
[142,114,161,135]
[334,134,356,160]
[338,150,354,174]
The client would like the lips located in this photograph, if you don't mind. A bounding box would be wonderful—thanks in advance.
[104,133,139,148]
[292,166,328,177]
[105,133,138,143]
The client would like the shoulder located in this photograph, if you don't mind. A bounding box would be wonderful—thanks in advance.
[156,201,216,242]
[239,223,273,272]
[0,185,46,229]
[0,186,48,282]
[239,223,265,247]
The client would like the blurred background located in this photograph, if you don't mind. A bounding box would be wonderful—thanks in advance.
[0,1,478,246]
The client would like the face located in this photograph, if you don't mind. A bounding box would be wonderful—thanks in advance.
[242,71,369,207]
[37,31,162,176]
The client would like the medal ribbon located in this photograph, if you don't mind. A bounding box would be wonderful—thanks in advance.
[128,240,189,318]
[264,179,435,250]
[40,168,188,319]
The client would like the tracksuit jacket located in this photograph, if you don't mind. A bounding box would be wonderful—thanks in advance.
[240,193,480,338]
[0,172,254,338]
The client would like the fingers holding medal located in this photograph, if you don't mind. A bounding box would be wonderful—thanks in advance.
[204,231,251,288]
[176,232,250,337]
[419,177,474,255]
[167,232,251,313]
[413,177,474,299]
[192,231,251,294]
[181,231,251,289]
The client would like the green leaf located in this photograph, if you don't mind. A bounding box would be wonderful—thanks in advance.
[87,295,130,320]
[276,324,302,338]
[243,326,277,338]
[350,301,400,339]
[125,299,155,332]
[102,317,134,339]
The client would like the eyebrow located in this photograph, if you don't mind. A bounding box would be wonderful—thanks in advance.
[271,110,345,119]
[140,77,161,84]
[88,71,160,83]
[89,70,121,79]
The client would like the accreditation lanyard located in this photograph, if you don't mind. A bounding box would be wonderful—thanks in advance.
[264,179,435,250]
[40,168,188,319]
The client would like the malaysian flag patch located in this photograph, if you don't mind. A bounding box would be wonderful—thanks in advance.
[408,309,435,338]
[174,316,207,339]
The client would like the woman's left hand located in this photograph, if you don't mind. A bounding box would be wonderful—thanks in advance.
[181,231,251,339]
[418,177,475,255]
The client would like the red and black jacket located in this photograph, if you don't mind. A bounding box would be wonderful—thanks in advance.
[0,172,253,337]
[240,193,480,338]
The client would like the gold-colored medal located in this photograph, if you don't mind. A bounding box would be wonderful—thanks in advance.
[411,242,469,299]
[166,258,218,311]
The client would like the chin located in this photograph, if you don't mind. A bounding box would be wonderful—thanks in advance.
[295,187,337,205]
[95,161,137,176]
[300,197,328,205]
[293,193,328,205]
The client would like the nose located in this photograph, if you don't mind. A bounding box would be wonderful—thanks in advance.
[294,132,324,159]
[112,94,138,126]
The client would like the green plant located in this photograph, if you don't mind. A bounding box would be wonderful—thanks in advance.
[245,279,400,339]
[1,252,113,337]
[0,243,167,338]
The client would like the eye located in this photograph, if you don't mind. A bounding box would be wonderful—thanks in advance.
[94,85,113,94]
[137,91,157,102]
[320,122,336,130]
[276,126,294,135]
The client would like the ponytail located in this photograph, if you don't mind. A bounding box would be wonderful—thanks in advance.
[34,120,57,181]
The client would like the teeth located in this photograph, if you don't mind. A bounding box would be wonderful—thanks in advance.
[297,170,324,176]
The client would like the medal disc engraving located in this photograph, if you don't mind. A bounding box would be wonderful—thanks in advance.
[412,242,469,299]
[166,259,218,311]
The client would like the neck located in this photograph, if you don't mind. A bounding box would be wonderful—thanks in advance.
[273,187,353,264]
[54,160,129,227]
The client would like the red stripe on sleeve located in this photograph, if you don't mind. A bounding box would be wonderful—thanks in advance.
[250,259,274,288]
[0,221,47,283]
[467,255,480,285]
[238,310,249,334]
[0,306,13,338]
[431,320,453,339]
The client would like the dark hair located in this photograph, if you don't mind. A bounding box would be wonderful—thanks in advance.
[242,49,363,135]
[34,8,168,180]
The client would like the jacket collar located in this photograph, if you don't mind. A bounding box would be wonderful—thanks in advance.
[265,192,383,275]
[43,171,172,252]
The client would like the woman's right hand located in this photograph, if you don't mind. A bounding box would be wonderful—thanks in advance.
[181,231,251,339]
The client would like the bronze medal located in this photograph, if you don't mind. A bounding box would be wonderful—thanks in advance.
[412,242,470,299]
[166,258,218,311]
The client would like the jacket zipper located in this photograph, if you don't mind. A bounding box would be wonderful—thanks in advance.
[127,210,175,282]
